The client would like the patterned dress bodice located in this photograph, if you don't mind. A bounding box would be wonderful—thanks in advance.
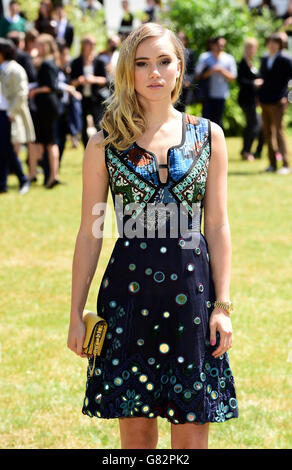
[104,113,211,238]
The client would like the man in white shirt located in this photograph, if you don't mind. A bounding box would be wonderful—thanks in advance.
[195,36,237,128]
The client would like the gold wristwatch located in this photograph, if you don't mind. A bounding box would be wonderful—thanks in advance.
[213,300,233,315]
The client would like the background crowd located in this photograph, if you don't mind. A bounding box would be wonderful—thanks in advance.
[0,0,292,196]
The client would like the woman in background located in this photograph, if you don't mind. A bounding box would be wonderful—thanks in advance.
[70,34,107,148]
[237,37,264,161]
[56,40,82,162]
[24,29,39,61]
[29,34,61,188]
[34,0,56,37]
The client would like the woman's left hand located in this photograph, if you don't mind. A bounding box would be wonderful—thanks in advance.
[209,308,233,358]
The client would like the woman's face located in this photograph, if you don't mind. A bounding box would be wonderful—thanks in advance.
[82,40,96,57]
[134,35,181,105]
[36,41,45,57]
[40,2,50,18]
[246,43,257,58]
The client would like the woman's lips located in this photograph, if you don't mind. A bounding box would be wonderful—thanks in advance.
[147,84,163,88]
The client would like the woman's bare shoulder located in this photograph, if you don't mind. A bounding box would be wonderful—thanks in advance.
[208,121,227,167]
[210,120,225,140]
[88,129,106,148]
[83,130,108,178]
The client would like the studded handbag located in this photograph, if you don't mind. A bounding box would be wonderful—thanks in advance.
[82,310,108,377]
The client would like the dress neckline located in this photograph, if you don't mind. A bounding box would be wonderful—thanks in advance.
[133,112,187,186]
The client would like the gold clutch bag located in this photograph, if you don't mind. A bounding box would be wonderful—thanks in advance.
[82,309,108,377]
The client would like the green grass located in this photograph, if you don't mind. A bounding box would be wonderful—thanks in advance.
[0,135,291,449]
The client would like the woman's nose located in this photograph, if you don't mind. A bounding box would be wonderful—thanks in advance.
[149,65,160,78]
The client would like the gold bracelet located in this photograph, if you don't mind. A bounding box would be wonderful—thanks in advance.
[213,300,233,315]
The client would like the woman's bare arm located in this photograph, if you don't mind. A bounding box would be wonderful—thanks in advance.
[67,130,109,357]
[204,121,231,300]
[203,121,233,358]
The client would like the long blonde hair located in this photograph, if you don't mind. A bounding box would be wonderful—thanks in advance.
[101,23,185,151]
[36,33,60,67]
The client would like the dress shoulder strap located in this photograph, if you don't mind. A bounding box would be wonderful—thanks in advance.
[207,118,211,158]
[185,113,212,159]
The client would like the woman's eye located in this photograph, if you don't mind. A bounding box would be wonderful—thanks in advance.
[135,59,171,67]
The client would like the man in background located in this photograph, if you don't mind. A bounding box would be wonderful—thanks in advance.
[0,1,26,38]
[7,30,36,82]
[258,32,292,174]
[54,2,74,49]
[195,36,237,129]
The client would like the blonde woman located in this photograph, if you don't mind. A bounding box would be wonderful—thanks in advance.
[237,37,264,161]
[67,23,238,449]
[29,34,61,188]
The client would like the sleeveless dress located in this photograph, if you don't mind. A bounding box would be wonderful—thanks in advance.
[82,112,239,424]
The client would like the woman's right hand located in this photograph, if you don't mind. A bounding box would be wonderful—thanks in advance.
[67,318,87,358]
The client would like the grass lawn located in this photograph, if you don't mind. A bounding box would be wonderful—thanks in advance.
[0,133,291,449]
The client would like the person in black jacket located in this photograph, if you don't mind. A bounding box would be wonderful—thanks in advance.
[119,0,134,35]
[175,31,195,112]
[28,33,62,188]
[7,30,37,82]
[70,34,107,148]
[54,2,74,49]
[34,0,56,37]
[237,37,264,161]
[258,32,292,174]
[56,40,82,161]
